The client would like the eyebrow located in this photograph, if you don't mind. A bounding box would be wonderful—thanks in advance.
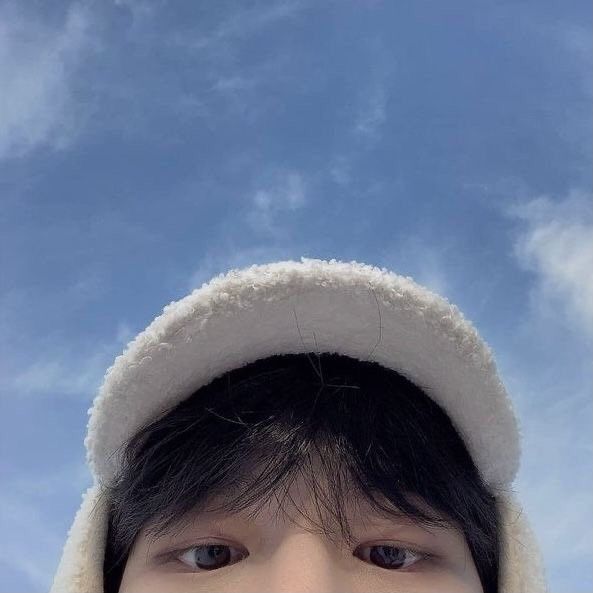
[143,494,456,546]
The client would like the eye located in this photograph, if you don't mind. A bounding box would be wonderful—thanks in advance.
[354,543,428,570]
[166,541,431,573]
[176,543,248,571]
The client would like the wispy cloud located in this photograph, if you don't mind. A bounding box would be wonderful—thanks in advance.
[211,75,257,94]
[351,34,393,145]
[169,0,305,53]
[0,3,94,160]
[246,171,307,238]
[329,41,393,189]
[186,244,298,294]
[354,82,387,142]
[0,461,91,591]
[517,13,592,173]
[513,380,593,591]
[8,461,91,498]
[379,234,452,300]
[329,154,352,187]
[505,188,593,336]
[329,79,387,186]
[5,320,134,399]
[106,1,306,132]
[560,23,592,90]
[206,73,263,122]
[525,14,592,99]
[113,0,160,24]
[0,495,64,589]
[497,185,593,591]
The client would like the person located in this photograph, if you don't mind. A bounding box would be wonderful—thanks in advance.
[50,258,548,592]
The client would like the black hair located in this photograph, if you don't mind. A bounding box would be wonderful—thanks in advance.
[100,352,500,592]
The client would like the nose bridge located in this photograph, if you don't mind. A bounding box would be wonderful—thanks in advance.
[263,531,343,593]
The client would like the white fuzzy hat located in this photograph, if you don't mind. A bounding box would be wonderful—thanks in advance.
[50,257,548,592]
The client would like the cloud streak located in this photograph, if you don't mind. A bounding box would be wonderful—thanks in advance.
[169,0,305,53]
[4,320,134,400]
[506,188,593,336]
[329,40,393,189]
[0,3,93,160]
[0,461,91,591]
[354,82,387,143]
[247,171,307,238]
[514,382,593,592]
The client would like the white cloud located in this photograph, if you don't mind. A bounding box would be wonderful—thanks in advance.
[527,16,592,99]
[205,74,264,121]
[329,41,393,189]
[247,171,307,237]
[107,2,305,130]
[520,15,592,173]
[354,82,387,142]
[0,3,93,160]
[351,38,393,146]
[328,82,387,188]
[187,244,298,294]
[493,184,593,591]
[379,234,452,300]
[329,155,352,187]
[560,22,592,80]
[170,1,304,53]
[514,383,593,589]
[114,0,161,23]
[505,188,593,336]
[0,495,63,589]
[212,75,257,93]
[0,461,91,591]
[9,461,91,499]
[6,320,134,399]
[329,80,388,188]
[64,266,109,302]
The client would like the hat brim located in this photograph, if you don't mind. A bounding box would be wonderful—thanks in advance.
[86,258,520,489]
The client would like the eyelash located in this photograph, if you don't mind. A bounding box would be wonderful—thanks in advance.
[159,540,436,573]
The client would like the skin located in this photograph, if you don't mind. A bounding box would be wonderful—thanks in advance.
[118,462,484,593]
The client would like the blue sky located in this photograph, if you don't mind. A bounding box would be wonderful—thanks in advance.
[0,1,591,591]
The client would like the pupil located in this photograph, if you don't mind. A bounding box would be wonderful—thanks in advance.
[370,545,406,568]
[194,545,231,569]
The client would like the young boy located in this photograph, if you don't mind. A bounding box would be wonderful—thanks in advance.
[50,258,548,592]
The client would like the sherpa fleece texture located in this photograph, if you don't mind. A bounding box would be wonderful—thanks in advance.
[50,258,548,591]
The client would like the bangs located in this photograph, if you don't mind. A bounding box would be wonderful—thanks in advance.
[102,352,499,593]
[136,429,452,551]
